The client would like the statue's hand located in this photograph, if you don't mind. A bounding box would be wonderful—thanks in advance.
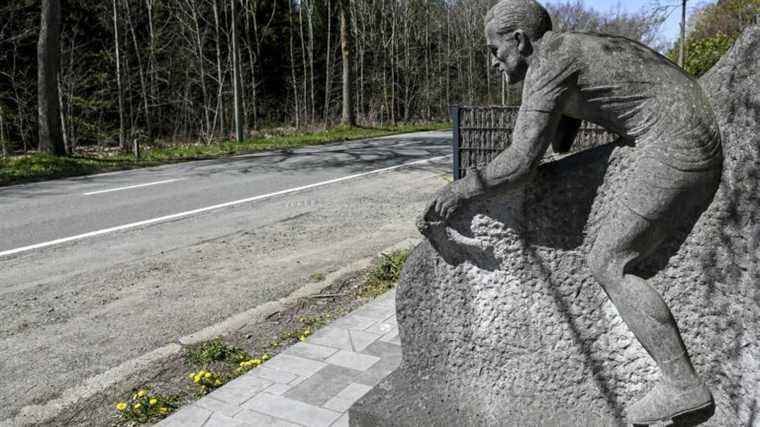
[421,171,486,227]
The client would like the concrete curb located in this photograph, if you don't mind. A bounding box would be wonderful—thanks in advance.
[3,238,419,426]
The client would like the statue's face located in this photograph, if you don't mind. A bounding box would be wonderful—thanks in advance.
[486,20,529,84]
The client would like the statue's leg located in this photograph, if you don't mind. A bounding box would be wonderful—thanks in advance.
[587,204,713,424]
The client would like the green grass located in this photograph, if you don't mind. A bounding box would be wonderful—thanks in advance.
[0,123,450,187]
[186,338,250,366]
[359,249,411,299]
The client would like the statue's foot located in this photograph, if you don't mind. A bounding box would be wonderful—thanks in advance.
[627,381,713,425]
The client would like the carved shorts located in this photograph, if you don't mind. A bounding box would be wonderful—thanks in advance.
[619,138,723,225]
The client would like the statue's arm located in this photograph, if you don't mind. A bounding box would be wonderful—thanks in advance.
[480,110,561,190]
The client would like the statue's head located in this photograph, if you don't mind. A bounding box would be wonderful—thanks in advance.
[485,0,552,84]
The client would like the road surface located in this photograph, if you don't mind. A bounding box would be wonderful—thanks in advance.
[0,131,451,422]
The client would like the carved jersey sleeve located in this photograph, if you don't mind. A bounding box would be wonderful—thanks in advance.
[520,33,579,114]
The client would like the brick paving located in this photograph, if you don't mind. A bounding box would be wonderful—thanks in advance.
[157,290,400,427]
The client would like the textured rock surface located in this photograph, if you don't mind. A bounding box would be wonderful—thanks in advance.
[350,25,760,426]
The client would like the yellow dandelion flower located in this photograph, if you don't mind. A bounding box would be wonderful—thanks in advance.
[137,390,146,398]
[262,354,271,361]
[204,372,212,379]
[214,379,222,386]
[159,407,169,414]
[149,398,158,406]
[116,402,127,412]
[133,403,142,410]
[189,372,196,380]
[193,374,202,383]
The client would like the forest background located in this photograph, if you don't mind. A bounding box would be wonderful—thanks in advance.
[0,0,757,161]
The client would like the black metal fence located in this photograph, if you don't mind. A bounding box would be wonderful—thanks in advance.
[450,105,617,179]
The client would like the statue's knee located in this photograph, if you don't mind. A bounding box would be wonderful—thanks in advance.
[587,250,621,287]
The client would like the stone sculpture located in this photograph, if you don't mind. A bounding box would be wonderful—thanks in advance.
[350,2,760,427]
[424,1,722,423]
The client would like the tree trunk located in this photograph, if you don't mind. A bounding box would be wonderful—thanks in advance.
[37,0,65,155]
[0,107,7,157]
[323,0,332,125]
[340,0,354,126]
[231,0,243,142]
[678,0,687,68]
[212,0,225,136]
[288,0,300,128]
[112,0,126,150]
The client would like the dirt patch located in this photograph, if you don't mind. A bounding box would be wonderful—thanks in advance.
[43,250,407,427]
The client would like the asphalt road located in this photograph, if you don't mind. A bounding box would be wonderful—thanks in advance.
[0,131,452,422]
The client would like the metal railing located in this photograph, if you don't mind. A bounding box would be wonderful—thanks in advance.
[449,105,617,179]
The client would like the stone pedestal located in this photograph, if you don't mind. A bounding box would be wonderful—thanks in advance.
[350,26,760,426]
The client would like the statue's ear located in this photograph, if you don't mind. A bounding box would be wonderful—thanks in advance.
[515,30,532,55]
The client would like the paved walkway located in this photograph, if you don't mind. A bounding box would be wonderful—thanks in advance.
[158,290,400,427]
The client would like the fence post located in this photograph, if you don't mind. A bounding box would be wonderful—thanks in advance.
[450,105,462,180]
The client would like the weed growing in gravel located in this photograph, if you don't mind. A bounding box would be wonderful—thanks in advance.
[115,388,179,424]
[267,314,333,348]
[188,369,225,395]
[360,249,410,299]
[309,272,326,282]
[234,353,272,376]
[187,338,250,365]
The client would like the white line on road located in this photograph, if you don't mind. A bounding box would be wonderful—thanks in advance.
[83,178,185,196]
[0,155,450,258]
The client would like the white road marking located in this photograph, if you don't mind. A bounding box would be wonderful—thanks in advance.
[0,155,450,258]
[83,178,185,196]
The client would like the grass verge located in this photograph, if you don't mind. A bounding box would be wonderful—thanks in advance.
[0,123,449,187]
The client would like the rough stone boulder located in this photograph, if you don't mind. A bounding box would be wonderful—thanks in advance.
[350,25,760,426]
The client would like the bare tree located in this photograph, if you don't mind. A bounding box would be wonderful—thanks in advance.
[340,0,354,126]
[37,0,65,155]
[231,0,243,141]
[112,0,126,150]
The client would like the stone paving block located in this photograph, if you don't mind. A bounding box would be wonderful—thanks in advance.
[264,354,327,378]
[285,342,340,361]
[242,394,342,427]
[308,327,353,351]
[250,365,299,384]
[323,383,373,413]
[234,409,301,426]
[350,304,395,320]
[348,329,382,352]
[289,375,308,386]
[378,327,399,343]
[329,314,379,330]
[364,317,396,335]
[195,395,243,417]
[203,412,250,427]
[284,364,363,406]
[155,405,211,427]
[264,382,293,396]
[331,413,350,427]
[325,350,380,372]
[208,375,272,406]
[360,340,402,360]
[355,342,403,387]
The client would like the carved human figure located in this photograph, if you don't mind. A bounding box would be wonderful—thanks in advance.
[421,0,723,424]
